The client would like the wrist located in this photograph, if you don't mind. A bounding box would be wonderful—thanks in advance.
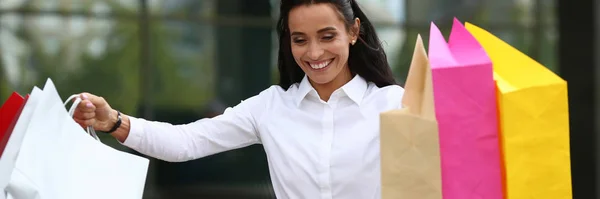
[110,109,119,125]
[105,110,122,134]
[101,109,119,132]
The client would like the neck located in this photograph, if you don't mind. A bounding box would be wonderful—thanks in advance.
[310,69,353,102]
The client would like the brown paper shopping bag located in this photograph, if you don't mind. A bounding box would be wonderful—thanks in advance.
[380,34,442,199]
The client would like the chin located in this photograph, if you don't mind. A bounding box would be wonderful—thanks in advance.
[306,74,335,85]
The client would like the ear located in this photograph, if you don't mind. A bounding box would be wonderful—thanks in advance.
[350,18,361,45]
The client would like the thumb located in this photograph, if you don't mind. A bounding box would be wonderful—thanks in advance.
[79,92,107,107]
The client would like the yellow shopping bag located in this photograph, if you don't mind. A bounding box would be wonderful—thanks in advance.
[380,34,441,199]
[465,23,572,199]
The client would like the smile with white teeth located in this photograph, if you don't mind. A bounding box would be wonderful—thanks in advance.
[308,59,333,69]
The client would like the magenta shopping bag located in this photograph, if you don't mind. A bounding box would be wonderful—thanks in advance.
[428,18,503,199]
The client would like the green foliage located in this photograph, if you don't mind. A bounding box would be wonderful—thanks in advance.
[394,1,558,83]
[0,61,7,101]
[148,22,216,111]
[0,1,218,114]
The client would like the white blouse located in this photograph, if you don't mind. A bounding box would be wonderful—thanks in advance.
[121,75,405,199]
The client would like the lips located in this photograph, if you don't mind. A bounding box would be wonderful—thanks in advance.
[307,58,333,70]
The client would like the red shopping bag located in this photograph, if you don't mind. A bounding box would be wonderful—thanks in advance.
[0,92,27,157]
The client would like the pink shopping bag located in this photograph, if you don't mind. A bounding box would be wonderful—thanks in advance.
[428,18,503,199]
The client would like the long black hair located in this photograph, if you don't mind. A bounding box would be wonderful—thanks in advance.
[277,0,397,90]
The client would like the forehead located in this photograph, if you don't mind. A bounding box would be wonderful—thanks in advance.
[288,3,345,32]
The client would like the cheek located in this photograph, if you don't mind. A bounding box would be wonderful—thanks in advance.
[291,46,304,63]
[327,42,350,61]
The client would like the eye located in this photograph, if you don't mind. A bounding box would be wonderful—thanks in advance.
[292,37,307,45]
[322,33,336,41]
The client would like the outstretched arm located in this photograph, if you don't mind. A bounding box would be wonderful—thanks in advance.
[74,89,271,162]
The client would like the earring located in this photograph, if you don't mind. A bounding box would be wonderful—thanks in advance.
[351,40,356,45]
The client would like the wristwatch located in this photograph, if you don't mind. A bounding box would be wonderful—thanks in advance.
[106,111,122,134]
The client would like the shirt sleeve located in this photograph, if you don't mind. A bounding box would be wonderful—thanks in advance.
[120,87,273,162]
[385,85,405,109]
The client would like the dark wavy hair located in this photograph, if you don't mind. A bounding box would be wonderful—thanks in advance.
[277,0,397,90]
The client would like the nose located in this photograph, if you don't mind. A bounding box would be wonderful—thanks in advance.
[307,42,324,60]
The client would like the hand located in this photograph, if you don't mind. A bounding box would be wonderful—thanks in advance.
[72,93,117,132]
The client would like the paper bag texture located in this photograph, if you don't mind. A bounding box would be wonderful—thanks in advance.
[0,87,43,193]
[428,19,503,199]
[380,34,441,199]
[465,22,572,199]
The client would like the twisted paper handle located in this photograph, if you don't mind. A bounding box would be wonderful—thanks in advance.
[64,94,101,141]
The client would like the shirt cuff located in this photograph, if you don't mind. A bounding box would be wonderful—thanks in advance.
[120,116,144,148]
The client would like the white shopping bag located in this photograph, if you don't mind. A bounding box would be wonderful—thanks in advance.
[0,86,44,199]
[4,79,150,199]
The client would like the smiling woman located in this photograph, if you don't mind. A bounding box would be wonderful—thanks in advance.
[287,4,357,101]
[72,0,404,199]
[277,0,398,101]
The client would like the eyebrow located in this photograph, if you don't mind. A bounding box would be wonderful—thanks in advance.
[291,27,337,36]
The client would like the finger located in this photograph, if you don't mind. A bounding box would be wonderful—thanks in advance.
[73,109,95,120]
[73,117,87,129]
[79,93,107,107]
[80,92,89,100]
[74,118,96,128]
[77,99,96,112]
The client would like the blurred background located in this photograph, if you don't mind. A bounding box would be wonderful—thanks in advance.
[0,0,596,198]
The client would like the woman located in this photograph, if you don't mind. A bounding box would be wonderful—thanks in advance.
[74,0,404,198]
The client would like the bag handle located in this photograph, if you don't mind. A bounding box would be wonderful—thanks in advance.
[64,94,101,142]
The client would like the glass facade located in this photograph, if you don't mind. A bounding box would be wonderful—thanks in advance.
[0,0,568,198]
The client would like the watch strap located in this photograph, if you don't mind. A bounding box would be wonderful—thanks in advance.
[106,111,122,134]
